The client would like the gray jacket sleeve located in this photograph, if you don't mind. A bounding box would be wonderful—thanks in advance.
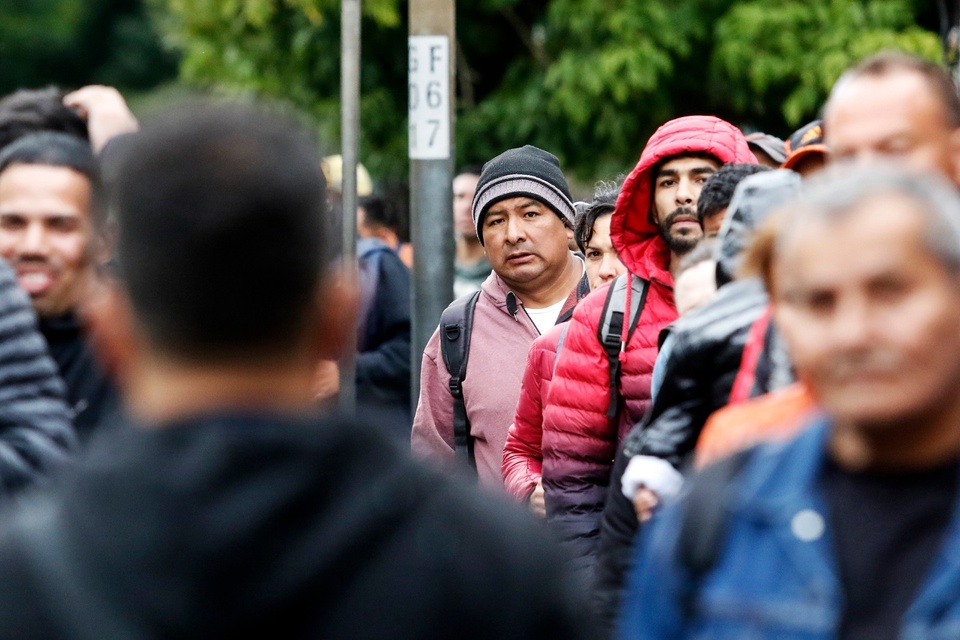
[0,261,75,496]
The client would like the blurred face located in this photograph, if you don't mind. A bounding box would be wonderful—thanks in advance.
[773,195,960,431]
[481,197,573,291]
[356,205,373,238]
[825,70,960,184]
[674,259,717,315]
[584,213,626,289]
[701,207,727,237]
[653,156,718,255]
[0,164,95,318]
[453,173,480,239]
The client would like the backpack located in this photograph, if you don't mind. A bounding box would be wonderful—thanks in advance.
[597,273,649,419]
[439,272,649,475]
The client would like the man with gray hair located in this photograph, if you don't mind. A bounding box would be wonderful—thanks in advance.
[618,164,960,639]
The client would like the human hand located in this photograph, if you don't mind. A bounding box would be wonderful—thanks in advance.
[313,359,340,401]
[632,487,659,523]
[63,85,138,153]
[529,478,545,517]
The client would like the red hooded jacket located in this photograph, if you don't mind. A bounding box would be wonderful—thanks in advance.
[539,116,757,571]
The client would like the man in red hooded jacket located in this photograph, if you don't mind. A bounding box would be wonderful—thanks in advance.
[539,116,757,578]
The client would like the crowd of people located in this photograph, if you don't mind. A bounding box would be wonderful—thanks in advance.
[414,50,960,639]
[0,47,958,638]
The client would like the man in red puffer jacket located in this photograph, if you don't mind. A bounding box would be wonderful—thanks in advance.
[540,116,757,580]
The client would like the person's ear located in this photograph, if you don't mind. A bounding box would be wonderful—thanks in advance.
[566,224,574,241]
[92,221,117,267]
[79,278,138,386]
[310,266,360,360]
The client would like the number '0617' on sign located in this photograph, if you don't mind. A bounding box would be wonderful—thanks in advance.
[408,35,450,160]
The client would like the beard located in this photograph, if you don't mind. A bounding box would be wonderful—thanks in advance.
[659,206,702,256]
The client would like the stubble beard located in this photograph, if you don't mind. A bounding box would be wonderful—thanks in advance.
[660,206,701,256]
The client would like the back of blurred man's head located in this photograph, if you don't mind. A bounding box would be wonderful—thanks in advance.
[110,105,331,364]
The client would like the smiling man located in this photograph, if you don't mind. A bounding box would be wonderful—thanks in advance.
[412,145,588,485]
[0,132,114,440]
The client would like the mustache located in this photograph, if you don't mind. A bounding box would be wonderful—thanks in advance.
[11,256,50,267]
[662,207,699,229]
[826,349,905,379]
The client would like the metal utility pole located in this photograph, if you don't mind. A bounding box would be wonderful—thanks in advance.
[340,0,361,415]
[409,0,456,408]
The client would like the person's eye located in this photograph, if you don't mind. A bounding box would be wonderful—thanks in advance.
[804,291,835,313]
[523,210,540,218]
[48,218,79,232]
[871,278,908,301]
[658,179,675,188]
[0,216,25,231]
[586,250,601,260]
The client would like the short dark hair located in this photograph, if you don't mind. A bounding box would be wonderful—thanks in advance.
[0,131,105,230]
[0,87,89,152]
[831,51,960,128]
[457,165,483,178]
[574,178,621,252]
[697,163,771,225]
[358,195,401,232]
[110,104,329,361]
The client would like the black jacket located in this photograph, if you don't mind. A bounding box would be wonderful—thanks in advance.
[0,410,594,639]
[0,260,75,497]
[38,314,117,442]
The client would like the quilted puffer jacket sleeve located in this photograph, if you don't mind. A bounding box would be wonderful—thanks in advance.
[0,260,75,497]
[502,326,563,502]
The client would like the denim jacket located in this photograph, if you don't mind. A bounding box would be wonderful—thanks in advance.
[617,419,960,640]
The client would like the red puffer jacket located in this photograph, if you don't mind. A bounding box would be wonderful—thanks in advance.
[540,116,757,575]
[502,323,567,502]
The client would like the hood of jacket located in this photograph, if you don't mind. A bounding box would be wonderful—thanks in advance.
[715,169,803,287]
[612,116,757,286]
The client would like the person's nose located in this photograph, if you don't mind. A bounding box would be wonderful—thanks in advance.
[830,295,871,350]
[20,222,48,257]
[505,214,527,244]
[598,252,624,282]
[675,176,695,206]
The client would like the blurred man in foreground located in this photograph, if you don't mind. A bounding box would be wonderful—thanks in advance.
[619,164,960,639]
[0,104,591,639]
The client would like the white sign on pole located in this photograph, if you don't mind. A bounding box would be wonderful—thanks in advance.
[408,35,450,160]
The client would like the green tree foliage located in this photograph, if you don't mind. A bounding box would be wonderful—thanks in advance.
[0,0,177,95]
[712,0,942,126]
[148,0,943,183]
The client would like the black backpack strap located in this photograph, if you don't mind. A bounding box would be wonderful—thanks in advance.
[439,291,481,475]
[676,447,755,612]
[598,274,650,419]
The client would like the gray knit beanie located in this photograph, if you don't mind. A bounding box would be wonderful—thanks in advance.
[471,145,575,244]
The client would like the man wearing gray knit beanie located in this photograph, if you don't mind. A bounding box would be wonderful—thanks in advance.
[412,144,589,486]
